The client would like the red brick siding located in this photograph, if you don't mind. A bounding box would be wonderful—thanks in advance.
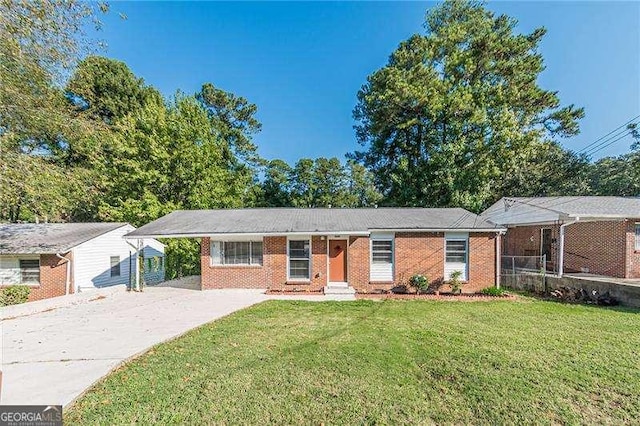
[200,233,497,293]
[503,221,636,278]
[564,221,627,277]
[468,233,497,292]
[626,220,640,278]
[201,236,326,291]
[26,253,73,302]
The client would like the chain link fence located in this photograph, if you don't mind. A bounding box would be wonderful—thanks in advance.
[501,255,547,293]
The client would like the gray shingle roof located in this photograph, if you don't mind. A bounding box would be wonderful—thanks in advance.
[0,223,128,254]
[482,196,640,226]
[126,208,500,238]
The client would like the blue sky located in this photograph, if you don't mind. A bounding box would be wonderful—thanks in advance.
[94,1,639,164]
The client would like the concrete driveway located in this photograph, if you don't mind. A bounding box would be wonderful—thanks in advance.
[1,286,267,406]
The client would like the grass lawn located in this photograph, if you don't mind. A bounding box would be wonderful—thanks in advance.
[67,299,640,424]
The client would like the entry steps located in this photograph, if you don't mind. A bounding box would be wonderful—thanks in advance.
[323,282,356,295]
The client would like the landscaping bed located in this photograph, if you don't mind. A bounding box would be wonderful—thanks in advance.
[66,299,640,424]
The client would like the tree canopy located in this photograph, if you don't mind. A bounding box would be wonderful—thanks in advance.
[352,0,585,212]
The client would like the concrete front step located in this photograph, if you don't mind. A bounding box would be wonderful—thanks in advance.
[323,285,356,295]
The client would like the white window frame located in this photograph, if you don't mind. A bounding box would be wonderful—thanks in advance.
[635,223,640,251]
[287,237,312,282]
[210,239,264,267]
[444,233,469,282]
[19,258,41,285]
[369,233,394,282]
[110,256,121,277]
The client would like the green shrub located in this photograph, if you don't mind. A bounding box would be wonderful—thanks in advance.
[481,286,506,296]
[448,270,464,294]
[408,274,429,294]
[0,285,31,306]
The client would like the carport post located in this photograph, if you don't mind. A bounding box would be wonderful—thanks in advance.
[135,238,143,291]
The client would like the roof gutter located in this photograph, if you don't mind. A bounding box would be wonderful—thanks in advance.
[55,252,72,296]
[125,228,506,239]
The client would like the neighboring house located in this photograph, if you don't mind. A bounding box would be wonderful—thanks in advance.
[126,208,504,294]
[0,223,165,301]
[482,196,640,278]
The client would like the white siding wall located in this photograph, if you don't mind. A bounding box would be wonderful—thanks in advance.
[0,255,40,286]
[370,233,394,282]
[73,225,165,292]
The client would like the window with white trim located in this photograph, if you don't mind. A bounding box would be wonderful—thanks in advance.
[288,239,311,280]
[444,233,468,281]
[636,223,640,251]
[370,235,394,281]
[19,259,40,284]
[445,240,467,263]
[110,256,121,277]
[210,241,263,266]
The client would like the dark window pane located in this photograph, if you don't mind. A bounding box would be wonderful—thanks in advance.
[289,260,310,279]
[289,240,310,259]
[445,240,467,263]
[20,259,40,283]
[110,256,120,277]
[224,242,250,264]
[251,242,263,265]
[372,240,393,264]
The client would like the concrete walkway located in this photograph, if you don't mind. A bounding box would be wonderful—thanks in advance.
[1,286,267,406]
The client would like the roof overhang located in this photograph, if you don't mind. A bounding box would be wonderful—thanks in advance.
[124,228,506,239]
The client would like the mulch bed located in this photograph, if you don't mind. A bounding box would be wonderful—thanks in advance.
[356,293,516,301]
[265,290,324,296]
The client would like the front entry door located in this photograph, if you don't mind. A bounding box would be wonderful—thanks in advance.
[329,239,347,282]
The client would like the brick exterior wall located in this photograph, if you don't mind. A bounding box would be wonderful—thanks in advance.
[26,253,73,302]
[503,220,638,278]
[626,220,640,278]
[201,233,497,293]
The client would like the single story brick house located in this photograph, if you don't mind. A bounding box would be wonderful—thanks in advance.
[126,208,505,294]
[0,223,165,301]
[482,196,640,278]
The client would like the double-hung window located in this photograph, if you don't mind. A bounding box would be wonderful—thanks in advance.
[19,259,40,284]
[288,239,311,280]
[211,240,263,266]
[635,223,640,251]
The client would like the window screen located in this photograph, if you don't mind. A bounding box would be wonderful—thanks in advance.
[19,259,40,284]
[445,240,467,263]
[372,240,393,264]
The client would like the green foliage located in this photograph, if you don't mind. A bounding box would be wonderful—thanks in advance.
[481,286,506,296]
[0,285,31,306]
[259,157,382,207]
[408,274,429,294]
[352,0,584,212]
[164,239,201,280]
[448,270,464,294]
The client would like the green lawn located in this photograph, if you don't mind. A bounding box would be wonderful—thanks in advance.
[67,299,640,424]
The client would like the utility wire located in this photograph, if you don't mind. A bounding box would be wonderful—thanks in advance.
[577,114,639,153]
[582,126,633,157]
[584,130,634,158]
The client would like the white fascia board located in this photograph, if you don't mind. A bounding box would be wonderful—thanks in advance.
[367,228,506,233]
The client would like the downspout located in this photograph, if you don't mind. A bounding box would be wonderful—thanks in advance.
[558,219,578,278]
[495,231,503,288]
[55,252,72,295]
[125,239,142,292]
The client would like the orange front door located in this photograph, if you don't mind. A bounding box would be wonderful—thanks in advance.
[329,239,347,282]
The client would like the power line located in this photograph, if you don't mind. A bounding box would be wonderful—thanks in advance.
[584,130,634,158]
[577,114,639,153]
[582,126,633,157]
